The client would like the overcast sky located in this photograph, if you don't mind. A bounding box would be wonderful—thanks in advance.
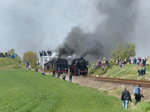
[0,0,150,57]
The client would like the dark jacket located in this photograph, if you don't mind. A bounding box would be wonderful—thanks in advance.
[121,90,132,101]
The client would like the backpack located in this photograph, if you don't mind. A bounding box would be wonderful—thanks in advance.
[134,87,140,94]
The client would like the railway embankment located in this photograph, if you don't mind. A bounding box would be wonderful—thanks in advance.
[89,64,150,81]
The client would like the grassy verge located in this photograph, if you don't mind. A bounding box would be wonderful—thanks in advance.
[89,64,150,81]
[0,58,23,69]
[133,102,150,112]
[0,69,138,112]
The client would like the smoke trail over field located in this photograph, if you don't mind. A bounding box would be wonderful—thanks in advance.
[59,0,138,58]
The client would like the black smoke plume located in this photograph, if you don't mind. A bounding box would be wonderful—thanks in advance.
[58,0,138,59]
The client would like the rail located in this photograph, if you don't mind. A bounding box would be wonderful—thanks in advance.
[85,76,150,88]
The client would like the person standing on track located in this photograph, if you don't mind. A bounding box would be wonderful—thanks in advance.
[121,88,132,109]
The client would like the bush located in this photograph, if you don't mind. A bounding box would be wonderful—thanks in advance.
[23,51,38,68]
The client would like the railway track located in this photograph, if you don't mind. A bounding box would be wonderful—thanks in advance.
[34,68,150,88]
[85,76,150,88]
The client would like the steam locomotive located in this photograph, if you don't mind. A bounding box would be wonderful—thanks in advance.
[69,57,88,76]
[45,57,88,76]
[45,58,68,73]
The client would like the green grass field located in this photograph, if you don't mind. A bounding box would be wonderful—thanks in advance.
[0,69,136,112]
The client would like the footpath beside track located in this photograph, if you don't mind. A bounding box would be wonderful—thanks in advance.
[85,76,150,88]
[33,68,150,88]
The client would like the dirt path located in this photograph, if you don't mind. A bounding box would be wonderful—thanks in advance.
[64,75,150,101]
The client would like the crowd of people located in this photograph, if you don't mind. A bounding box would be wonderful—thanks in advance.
[93,57,147,69]
[93,57,148,76]
[92,58,110,71]
[116,57,148,76]
[115,59,129,67]
[131,57,147,76]
[121,84,144,109]
[39,50,52,57]
[115,57,147,67]
[0,52,17,58]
